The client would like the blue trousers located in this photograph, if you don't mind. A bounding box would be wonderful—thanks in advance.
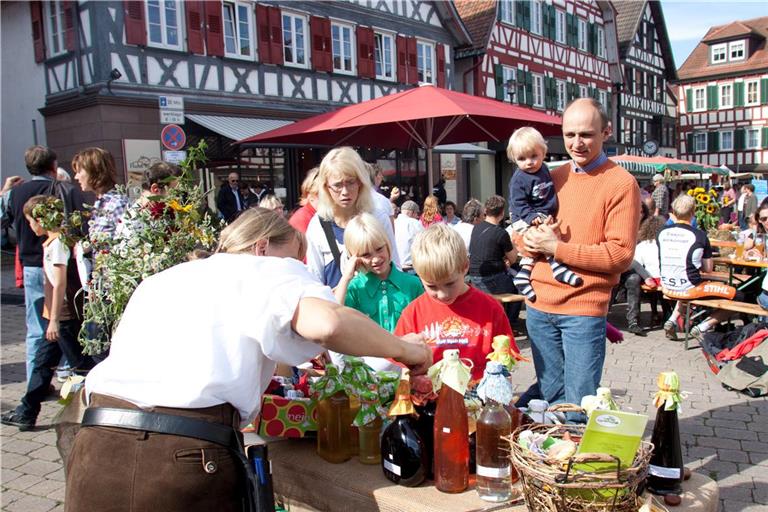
[23,267,47,382]
[526,306,606,418]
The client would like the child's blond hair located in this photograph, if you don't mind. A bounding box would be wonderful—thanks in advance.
[671,194,695,220]
[507,126,548,162]
[344,213,391,258]
[412,224,468,282]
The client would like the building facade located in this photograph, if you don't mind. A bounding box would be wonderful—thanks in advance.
[9,0,470,205]
[453,0,621,200]
[614,1,677,158]
[677,16,768,172]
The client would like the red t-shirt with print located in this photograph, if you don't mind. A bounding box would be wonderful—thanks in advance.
[394,286,517,381]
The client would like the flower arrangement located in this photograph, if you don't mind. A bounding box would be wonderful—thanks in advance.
[30,197,90,247]
[687,186,721,231]
[78,141,222,355]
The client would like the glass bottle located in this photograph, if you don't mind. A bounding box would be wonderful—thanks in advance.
[358,396,382,464]
[345,395,361,456]
[527,399,550,424]
[647,372,684,496]
[476,361,518,502]
[414,401,436,479]
[316,390,351,463]
[432,351,471,493]
[381,370,428,486]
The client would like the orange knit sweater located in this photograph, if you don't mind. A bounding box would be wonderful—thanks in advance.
[528,159,640,316]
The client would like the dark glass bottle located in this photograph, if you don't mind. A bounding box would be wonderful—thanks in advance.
[647,372,684,496]
[414,401,436,479]
[381,370,428,486]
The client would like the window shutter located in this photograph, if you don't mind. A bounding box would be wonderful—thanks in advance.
[734,82,744,107]
[268,6,283,66]
[542,4,550,39]
[30,1,46,62]
[204,0,224,57]
[525,72,533,106]
[763,127,768,149]
[496,2,502,22]
[256,4,272,63]
[587,22,595,54]
[734,128,745,150]
[517,70,526,104]
[566,13,575,46]
[185,1,205,55]
[760,78,768,105]
[357,26,376,79]
[710,131,719,152]
[686,133,694,154]
[436,43,446,88]
[707,84,718,110]
[123,1,146,46]
[523,0,531,31]
[407,37,418,84]
[545,77,555,109]
[685,89,693,113]
[63,1,76,51]
[396,35,407,83]
[310,16,330,72]
[494,64,504,100]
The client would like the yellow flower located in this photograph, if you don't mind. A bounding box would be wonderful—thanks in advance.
[706,204,716,214]
[697,193,711,204]
[168,199,194,213]
[687,189,695,196]
[709,189,718,197]
[694,187,706,194]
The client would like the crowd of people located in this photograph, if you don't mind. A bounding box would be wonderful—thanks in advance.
[5,97,749,509]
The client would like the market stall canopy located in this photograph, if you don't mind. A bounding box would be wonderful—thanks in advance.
[610,154,728,176]
[186,114,292,141]
[237,84,562,191]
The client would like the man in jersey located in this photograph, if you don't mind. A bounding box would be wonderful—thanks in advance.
[659,194,736,341]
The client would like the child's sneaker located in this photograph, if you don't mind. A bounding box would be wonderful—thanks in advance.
[664,320,678,341]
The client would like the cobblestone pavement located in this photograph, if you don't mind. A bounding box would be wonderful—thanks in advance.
[1,259,766,511]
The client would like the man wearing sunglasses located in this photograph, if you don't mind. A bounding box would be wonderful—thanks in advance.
[217,172,244,222]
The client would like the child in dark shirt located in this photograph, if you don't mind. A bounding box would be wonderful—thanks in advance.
[507,127,581,301]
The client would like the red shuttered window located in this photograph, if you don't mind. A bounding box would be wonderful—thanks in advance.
[30,1,46,62]
[436,43,446,88]
[356,26,375,79]
[311,16,331,72]
[396,35,408,83]
[185,1,205,54]
[256,4,284,65]
[406,37,418,85]
[205,0,224,57]
[124,0,146,46]
[63,1,76,51]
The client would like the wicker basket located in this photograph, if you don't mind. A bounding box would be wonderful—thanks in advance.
[508,408,653,512]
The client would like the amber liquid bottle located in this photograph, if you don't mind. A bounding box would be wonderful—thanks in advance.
[358,416,382,465]
[476,400,513,502]
[345,395,361,456]
[433,384,469,493]
[646,405,684,495]
[316,391,351,463]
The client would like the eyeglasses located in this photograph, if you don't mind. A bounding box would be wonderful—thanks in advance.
[229,179,239,183]
[327,179,360,193]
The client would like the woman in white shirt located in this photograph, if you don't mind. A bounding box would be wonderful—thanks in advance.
[625,215,666,335]
[65,207,430,512]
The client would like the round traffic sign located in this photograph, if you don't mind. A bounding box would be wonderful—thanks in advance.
[161,124,186,151]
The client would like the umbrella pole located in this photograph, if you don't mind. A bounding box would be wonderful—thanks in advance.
[427,146,435,196]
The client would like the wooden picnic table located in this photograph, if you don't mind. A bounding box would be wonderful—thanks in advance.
[711,257,768,289]
[709,239,738,249]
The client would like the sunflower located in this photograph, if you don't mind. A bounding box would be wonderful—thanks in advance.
[709,189,718,197]
[706,204,716,214]
[694,187,706,194]
[697,193,711,204]
[687,189,695,196]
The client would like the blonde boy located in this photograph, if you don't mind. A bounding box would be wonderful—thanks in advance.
[507,127,582,301]
[394,224,520,380]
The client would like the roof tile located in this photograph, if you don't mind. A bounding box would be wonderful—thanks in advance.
[453,0,497,49]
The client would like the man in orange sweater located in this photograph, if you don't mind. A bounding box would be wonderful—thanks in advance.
[523,99,640,419]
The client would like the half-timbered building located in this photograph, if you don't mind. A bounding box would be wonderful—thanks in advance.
[453,0,621,199]
[677,16,768,173]
[613,1,677,158]
[12,0,470,205]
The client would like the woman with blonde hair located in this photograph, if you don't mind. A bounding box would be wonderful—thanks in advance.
[258,194,285,217]
[306,146,398,287]
[419,195,442,228]
[65,207,431,512]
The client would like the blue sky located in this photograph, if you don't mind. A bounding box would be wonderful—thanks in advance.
[660,0,767,69]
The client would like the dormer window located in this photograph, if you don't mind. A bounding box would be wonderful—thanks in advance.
[711,43,726,63]
[729,40,745,61]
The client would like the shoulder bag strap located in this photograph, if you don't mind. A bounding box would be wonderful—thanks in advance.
[319,218,342,270]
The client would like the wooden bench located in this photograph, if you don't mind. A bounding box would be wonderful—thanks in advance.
[681,299,767,349]
[491,293,526,304]
[701,271,751,283]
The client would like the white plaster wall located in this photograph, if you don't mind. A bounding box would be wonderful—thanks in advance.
[1,1,47,179]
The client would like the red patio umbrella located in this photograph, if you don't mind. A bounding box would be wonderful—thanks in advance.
[238,84,562,192]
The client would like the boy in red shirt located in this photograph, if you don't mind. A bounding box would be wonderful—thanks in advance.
[395,224,520,380]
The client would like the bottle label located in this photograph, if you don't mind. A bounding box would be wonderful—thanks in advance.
[649,464,681,479]
[383,459,401,476]
[442,427,451,433]
[476,464,511,478]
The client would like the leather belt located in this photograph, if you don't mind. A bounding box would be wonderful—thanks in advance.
[82,407,236,447]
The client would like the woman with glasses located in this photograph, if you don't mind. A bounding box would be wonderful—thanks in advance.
[305,147,398,287]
